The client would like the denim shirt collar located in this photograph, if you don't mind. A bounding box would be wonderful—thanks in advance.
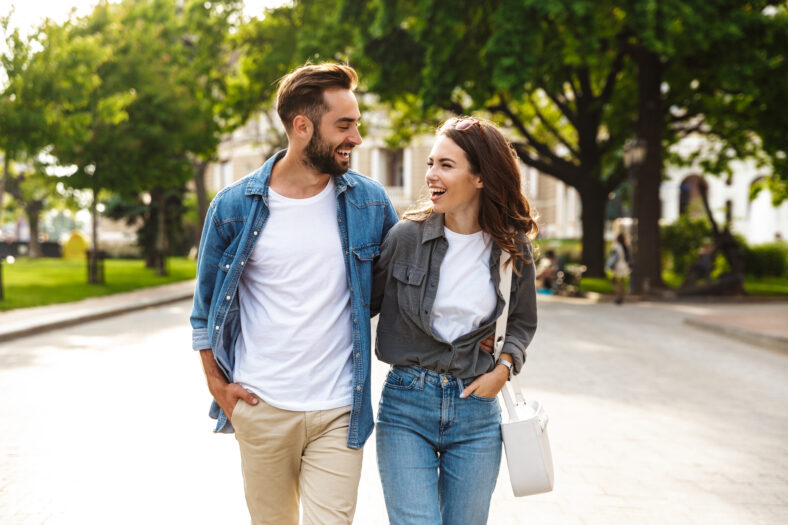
[245,148,357,200]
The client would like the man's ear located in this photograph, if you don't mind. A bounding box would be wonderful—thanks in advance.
[292,114,313,140]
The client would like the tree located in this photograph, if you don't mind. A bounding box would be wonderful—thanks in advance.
[338,0,787,289]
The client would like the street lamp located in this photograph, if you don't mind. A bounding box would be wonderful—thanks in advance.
[623,138,647,294]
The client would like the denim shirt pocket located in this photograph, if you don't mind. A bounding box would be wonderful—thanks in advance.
[392,262,426,318]
[352,243,380,307]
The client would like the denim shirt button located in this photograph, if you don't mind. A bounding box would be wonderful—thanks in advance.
[253,231,258,235]
[226,296,231,300]
[356,385,361,391]
[355,353,361,358]
[215,325,220,330]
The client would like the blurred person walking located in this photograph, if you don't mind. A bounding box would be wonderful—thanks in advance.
[190,63,398,525]
[371,117,538,524]
[607,233,631,304]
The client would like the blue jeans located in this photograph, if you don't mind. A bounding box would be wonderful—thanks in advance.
[376,366,502,525]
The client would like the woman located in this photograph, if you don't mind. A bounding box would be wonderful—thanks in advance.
[607,233,631,304]
[371,117,538,524]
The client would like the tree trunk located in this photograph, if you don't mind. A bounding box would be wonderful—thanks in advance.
[0,154,9,232]
[193,160,209,247]
[25,201,43,258]
[88,182,103,284]
[632,47,665,295]
[579,183,608,278]
[155,187,168,276]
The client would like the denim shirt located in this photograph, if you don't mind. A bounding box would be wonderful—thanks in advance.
[190,150,398,449]
[371,213,537,379]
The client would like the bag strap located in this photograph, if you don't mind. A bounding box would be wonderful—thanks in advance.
[493,250,525,421]
[493,250,513,360]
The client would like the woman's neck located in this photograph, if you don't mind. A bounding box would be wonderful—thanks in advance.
[444,210,482,235]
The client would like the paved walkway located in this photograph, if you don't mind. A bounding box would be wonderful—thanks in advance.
[0,285,786,524]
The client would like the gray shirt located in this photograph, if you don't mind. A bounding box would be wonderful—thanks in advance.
[371,213,537,379]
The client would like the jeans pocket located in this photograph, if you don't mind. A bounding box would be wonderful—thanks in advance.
[383,369,419,390]
[468,393,498,402]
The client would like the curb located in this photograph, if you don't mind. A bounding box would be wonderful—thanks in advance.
[684,317,788,354]
[0,283,194,343]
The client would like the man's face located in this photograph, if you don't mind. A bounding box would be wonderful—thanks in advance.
[303,88,362,177]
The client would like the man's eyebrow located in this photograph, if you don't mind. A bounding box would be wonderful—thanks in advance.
[335,116,361,124]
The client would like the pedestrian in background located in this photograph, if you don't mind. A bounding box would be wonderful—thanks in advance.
[371,117,538,524]
[190,63,398,525]
[607,232,631,304]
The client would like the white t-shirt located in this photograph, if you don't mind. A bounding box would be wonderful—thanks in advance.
[430,227,497,343]
[233,179,353,411]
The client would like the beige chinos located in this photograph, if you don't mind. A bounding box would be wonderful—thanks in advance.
[231,396,363,525]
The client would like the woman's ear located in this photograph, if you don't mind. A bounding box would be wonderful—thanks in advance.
[474,174,484,189]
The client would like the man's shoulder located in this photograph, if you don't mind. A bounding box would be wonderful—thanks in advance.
[344,170,390,201]
[210,171,259,213]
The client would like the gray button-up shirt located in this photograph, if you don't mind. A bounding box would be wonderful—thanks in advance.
[371,213,537,379]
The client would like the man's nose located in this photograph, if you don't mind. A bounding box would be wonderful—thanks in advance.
[348,127,362,146]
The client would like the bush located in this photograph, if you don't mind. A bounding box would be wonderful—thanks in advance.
[660,216,713,275]
[742,242,788,278]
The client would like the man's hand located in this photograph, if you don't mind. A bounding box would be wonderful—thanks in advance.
[199,349,257,420]
[460,365,509,399]
[213,381,258,420]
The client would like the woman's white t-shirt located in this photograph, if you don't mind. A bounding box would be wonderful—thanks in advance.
[430,227,497,343]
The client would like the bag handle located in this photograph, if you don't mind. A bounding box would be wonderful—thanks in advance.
[493,251,513,360]
[494,250,525,422]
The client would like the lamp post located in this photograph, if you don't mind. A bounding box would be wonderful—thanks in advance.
[623,138,647,295]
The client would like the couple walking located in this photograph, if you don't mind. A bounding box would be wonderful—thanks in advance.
[190,63,538,525]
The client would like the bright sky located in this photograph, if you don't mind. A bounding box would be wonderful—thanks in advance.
[3,0,287,35]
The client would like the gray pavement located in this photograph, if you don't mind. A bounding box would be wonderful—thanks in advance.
[0,286,787,524]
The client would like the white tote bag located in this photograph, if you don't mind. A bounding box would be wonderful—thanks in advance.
[494,252,555,497]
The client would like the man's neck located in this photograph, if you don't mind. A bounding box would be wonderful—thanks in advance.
[270,149,331,199]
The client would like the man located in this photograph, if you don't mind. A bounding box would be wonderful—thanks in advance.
[190,63,398,525]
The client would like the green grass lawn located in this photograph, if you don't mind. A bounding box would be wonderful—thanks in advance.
[578,272,788,297]
[0,257,196,311]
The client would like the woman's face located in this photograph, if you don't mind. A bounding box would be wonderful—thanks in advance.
[425,135,483,217]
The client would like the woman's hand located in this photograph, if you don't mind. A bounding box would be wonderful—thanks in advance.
[460,364,509,399]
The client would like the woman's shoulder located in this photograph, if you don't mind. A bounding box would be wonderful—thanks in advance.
[385,218,423,243]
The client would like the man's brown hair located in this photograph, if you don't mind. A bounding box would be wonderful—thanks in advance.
[276,63,359,131]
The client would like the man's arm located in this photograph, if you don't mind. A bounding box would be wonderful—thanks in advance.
[199,349,257,419]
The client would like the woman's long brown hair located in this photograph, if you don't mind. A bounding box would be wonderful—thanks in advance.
[404,117,538,265]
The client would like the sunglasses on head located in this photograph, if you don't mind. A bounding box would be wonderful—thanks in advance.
[447,117,487,143]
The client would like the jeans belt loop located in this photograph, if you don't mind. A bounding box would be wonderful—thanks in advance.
[418,369,427,391]
[457,376,465,393]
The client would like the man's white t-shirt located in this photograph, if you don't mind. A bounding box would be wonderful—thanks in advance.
[430,227,497,343]
[233,178,353,411]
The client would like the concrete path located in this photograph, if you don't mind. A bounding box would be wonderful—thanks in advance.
[1,292,786,524]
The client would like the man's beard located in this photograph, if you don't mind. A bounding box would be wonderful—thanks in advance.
[303,127,350,177]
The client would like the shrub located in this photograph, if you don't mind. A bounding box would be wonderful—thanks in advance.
[660,216,713,275]
[743,242,788,278]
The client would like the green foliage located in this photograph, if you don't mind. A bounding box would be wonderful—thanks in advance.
[0,257,196,311]
[742,242,788,278]
[660,215,713,274]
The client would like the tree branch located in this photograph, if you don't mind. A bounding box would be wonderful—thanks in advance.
[489,97,577,176]
[528,93,580,158]
[511,142,580,188]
